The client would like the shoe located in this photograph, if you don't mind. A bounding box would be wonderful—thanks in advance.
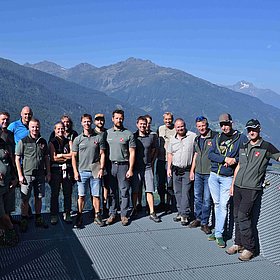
[155,202,165,212]
[63,212,72,224]
[74,213,83,228]
[173,213,181,222]
[226,244,244,255]
[106,214,116,225]
[130,208,138,218]
[208,233,216,241]
[20,219,28,233]
[188,219,201,228]
[136,204,142,212]
[238,249,254,261]
[4,229,19,247]
[149,212,161,223]
[94,213,105,227]
[35,217,49,229]
[181,215,189,226]
[216,237,226,248]
[165,204,172,214]
[51,215,58,225]
[200,225,212,235]
[121,216,129,226]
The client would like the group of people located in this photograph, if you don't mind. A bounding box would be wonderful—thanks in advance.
[0,106,279,263]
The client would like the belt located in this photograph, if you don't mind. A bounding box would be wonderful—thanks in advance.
[51,163,72,168]
[112,161,129,165]
[173,165,191,171]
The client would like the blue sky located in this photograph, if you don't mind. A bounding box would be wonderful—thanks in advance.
[1,0,279,92]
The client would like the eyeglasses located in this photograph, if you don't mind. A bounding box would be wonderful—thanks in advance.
[196,116,207,122]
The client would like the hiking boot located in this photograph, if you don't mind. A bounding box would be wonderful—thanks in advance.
[216,237,226,248]
[51,215,58,225]
[226,245,244,255]
[173,213,181,222]
[149,212,161,223]
[121,216,129,226]
[188,219,201,228]
[35,217,49,229]
[106,214,116,225]
[238,249,254,261]
[20,219,28,233]
[74,213,83,229]
[63,212,72,224]
[208,233,216,241]
[200,225,212,235]
[181,215,189,226]
[94,213,105,227]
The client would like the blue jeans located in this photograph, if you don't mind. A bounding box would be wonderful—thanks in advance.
[77,171,101,197]
[194,173,211,225]
[208,172,232,238]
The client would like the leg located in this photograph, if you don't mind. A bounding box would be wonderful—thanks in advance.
[201,174,211,225]
[117,165,130,218]
[180,171,192,217]
[173,173,182,215]
[108,164,118,216]
[50,173,61,215]
[194,173,204,221]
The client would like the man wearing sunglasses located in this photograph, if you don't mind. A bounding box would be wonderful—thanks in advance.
[226,119,280,261]
[208,113,247,248]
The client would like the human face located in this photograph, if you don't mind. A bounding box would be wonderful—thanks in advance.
[29,121,40,138]
[61,117,71,131]
[81,117,92,131]
[146,117,152,132]
[175,120,186,136]
[54,123,65,138]
[112,113,124,129]
[0,114,10,129]
[95,118,105,129]
[196,121,208,136]
[21,107,33,125]
[220,122,232,135]
[163,114,173,128]
[137,120,147,134]
[247,128,260,142]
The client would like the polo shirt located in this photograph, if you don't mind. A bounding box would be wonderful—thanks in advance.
[7,119,29,145]
[157,124,176,161]
[72,131,106,172]
[235,139,280,190]
[167,130,196,168]
[107,127,136,162]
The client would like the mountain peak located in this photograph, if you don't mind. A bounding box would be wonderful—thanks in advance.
[70,63,97,72]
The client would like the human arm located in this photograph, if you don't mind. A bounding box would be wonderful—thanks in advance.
[229,163,240,196]
[189,152,197,181]
[167,152,173,177]
[126,147,135,178]
[97,149,106,179]
[45,154,51,182]
[15,155,25,184]
[72,151,80,181]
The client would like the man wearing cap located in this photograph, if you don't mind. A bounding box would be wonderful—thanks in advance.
[208,113,247,248]
[189,116,218,234]
[106,109,136,226]
[226,119,280,261]
[167,118,196,226]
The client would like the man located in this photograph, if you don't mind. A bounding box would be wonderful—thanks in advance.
[72,114,106,228]
[208,113,247,248]
[226,119,280,261]
[8,106,33,145]
[189,116,217,234]
[15,119,50,232]
[131,116,161,222]
[156,112,176,211]
[167,118,196,226]
[106,109,136,226]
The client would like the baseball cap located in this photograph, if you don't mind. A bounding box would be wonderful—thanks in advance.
[94,113,105,119]
[219,113,232,123]
[245,119,260,129]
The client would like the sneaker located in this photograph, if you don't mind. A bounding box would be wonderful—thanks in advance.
[106,214,116,225]
[188,219,201,228]
[181,215,189,226]
[149,212,161,223]
[63,212,72,224]
[200,225,212,235]
[35,217,49,229]
[74,213,83,228]
[216,237,226,248]
[121,216,129,226]
[238,249,254,261]
[173,213,181,222]
[208,233,216,241]
[226,244,244,255]
[94,213,105,227]
[20,219,28,233]
[51,215,58,225]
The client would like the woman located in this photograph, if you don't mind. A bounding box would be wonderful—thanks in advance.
[49,122,73,225]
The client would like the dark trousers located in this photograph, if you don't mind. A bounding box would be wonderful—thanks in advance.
[233,185,263,252]
[50,172,73,215]
[173,170,192,216]
[109,164,130,217]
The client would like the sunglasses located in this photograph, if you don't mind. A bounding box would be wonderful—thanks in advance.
[220,122,231,127]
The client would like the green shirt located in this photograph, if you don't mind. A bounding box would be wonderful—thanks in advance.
[72,131,106,171]
[107,127,136,162]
